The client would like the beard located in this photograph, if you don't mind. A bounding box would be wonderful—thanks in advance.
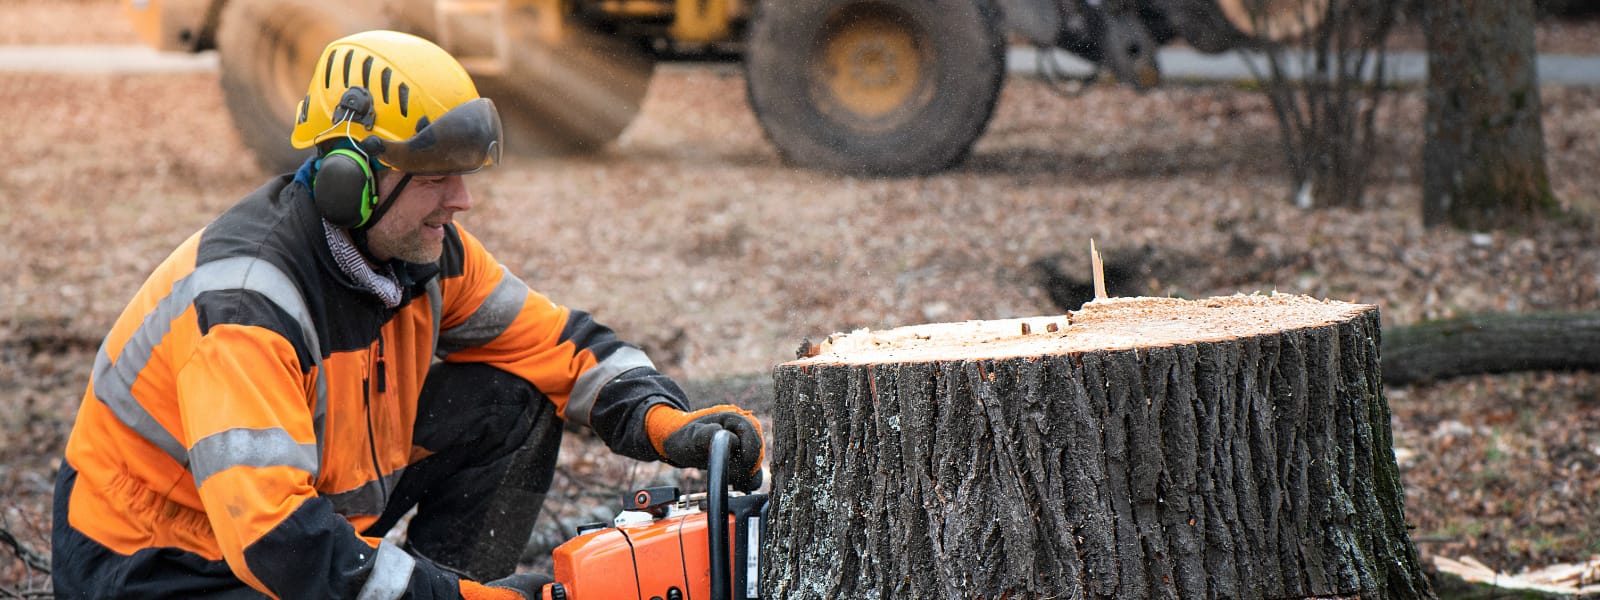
[371,232,443,264]
[365,213,449,264]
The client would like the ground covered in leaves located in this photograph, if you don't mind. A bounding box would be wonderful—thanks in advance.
[2,0,1599,595]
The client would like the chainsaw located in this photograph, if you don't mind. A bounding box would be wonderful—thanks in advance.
[539,430,768,600]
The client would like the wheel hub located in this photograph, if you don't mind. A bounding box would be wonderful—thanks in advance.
[816,7,926,120]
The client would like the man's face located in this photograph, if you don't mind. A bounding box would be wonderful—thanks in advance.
[364,170,473,264]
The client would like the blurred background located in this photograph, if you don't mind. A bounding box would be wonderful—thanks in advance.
[2,0,1599,595]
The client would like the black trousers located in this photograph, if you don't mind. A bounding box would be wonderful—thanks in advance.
[365,362,564,581]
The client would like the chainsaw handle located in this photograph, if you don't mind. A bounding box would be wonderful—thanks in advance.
[707,429,734,600]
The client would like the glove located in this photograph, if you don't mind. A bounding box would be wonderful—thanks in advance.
[460,572,554,600]
[646,404,765,492]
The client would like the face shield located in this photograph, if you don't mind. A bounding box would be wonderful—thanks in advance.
[359,98,503,175]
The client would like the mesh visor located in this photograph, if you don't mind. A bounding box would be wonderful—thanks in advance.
[363,98,503,175]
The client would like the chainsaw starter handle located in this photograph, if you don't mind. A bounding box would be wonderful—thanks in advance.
[707,429,734,600]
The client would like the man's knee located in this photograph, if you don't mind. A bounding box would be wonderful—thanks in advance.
[414,363,548,457]
[400,364,566,580]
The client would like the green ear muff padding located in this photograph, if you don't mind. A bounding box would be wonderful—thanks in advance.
[313,148,375,229]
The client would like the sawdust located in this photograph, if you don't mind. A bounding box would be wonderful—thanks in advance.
[799,293,1371,365]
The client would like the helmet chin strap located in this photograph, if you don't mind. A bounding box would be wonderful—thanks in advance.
[351,172,415,258]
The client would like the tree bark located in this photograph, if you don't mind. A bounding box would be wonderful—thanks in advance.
[1422,0,1555,229]
[763,295,1433,599]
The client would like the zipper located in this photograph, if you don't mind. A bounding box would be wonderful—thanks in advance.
[375,334,387,393]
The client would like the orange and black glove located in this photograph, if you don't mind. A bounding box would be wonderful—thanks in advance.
[460,572,554,600]
[646,404,765,491]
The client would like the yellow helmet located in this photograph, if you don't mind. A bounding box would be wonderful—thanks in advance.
[292,30,501,175]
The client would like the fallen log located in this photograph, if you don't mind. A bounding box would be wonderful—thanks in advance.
[1382,311,1600,386]
[764,293,1433,599]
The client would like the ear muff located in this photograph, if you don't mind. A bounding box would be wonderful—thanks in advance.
[313,148,376,229]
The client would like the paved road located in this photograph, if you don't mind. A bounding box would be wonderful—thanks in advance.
[4,44,1600,87]
[0,45,218,74]
[1009,46,1600,87]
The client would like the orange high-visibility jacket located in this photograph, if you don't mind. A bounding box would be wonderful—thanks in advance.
[58,174,685,598]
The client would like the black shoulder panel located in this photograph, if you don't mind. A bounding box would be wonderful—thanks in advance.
[196,175,308,268]
[196,175,387,356]
[194,289,316,374]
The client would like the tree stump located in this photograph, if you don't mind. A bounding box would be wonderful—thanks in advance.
[763,294,1433,599]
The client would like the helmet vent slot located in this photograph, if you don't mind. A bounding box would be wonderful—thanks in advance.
[381,68,393,104]
[398,83,410,117]
[342,49,355,88]
[324,50,337,89]
[362,57,375,89]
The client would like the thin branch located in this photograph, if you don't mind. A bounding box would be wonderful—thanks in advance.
[1246,44,1308,183]
[0,526,50,575]
[1249,0,1397,207]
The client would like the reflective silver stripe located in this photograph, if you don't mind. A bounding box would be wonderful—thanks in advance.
[91,349,187,466]
[357,541,416,600]
[324,467,407,518]
[189,427,319,487]
[436,265,528,356]
[92,256,322,469]
[426,279,443,360]
[566,346,656,428]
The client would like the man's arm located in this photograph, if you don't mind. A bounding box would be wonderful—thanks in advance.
[434,225,688,461]
[178,294,465,599]
[434,225,765,482]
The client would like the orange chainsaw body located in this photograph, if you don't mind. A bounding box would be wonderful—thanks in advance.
[543,490,768,600]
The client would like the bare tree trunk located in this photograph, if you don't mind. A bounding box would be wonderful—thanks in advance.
[763,295,1433,599]
[1422,0,1555,229]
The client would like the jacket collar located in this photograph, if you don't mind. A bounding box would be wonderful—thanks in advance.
[281,170,443,305]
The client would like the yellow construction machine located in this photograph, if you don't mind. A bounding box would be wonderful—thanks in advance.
[125,0,1321,176]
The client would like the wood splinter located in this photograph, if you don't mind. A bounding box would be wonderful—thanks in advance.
[1091,238,1108,301]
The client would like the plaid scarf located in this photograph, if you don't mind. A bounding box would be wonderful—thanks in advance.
[323,220,402,308]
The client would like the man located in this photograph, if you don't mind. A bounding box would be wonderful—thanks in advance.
[51,30,764,600]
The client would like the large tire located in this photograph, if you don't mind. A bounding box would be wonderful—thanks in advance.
[745,0,1006,177]
[216,0,383,174]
